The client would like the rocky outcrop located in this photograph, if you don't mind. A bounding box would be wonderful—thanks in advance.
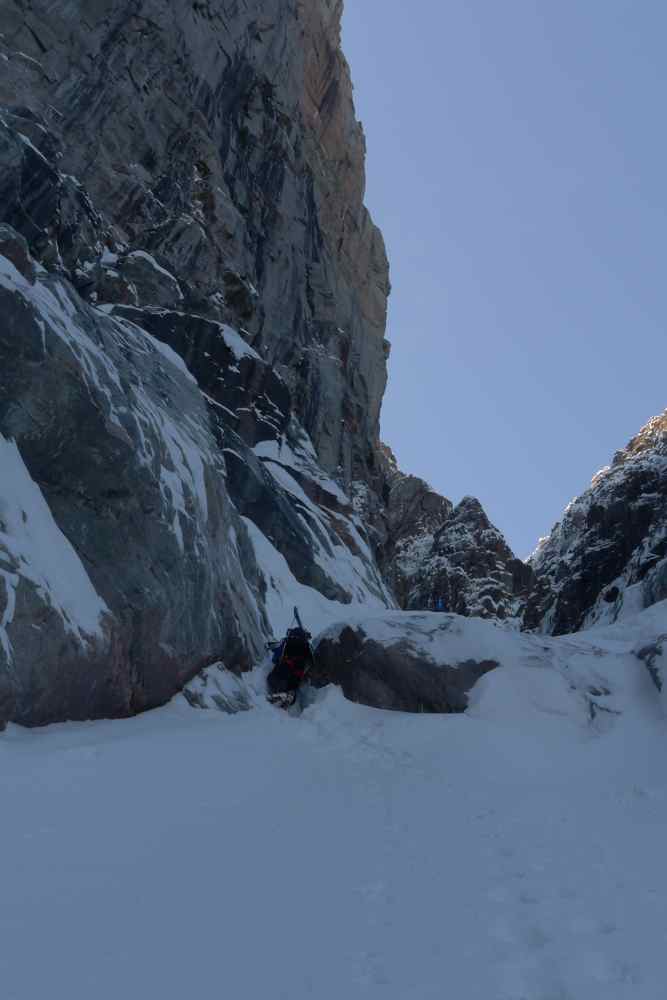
[408,496,532,619]
[637,633,667,700]
[310,603,667,719]
[375,446,530,619]
[379,410,667,635]
[311,614,499,713]
[525,411,667,634]
[373,445,453,603]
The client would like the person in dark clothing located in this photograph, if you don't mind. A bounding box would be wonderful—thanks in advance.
[267,626,314,705]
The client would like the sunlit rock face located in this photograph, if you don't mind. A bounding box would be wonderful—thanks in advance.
[525,411,667,635]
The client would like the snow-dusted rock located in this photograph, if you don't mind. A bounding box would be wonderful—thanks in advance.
[312,601,667,719]
[0,224,35,282]
[375,444,452,602]
[312,613,500,713]
[0,244,268,724]
[107,304,290,449]
[106,302,393,626]
[404,496,531,618]
[636,633,667,706]
[181,662,255,715]
[525,411,667,634]
[0,227,393,724]
[378,445,530,619]
[116,252,183,310]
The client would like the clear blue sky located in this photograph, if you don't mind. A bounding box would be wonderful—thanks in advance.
[342,0,666,557]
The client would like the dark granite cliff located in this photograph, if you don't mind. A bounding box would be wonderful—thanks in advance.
[0,0,393,724]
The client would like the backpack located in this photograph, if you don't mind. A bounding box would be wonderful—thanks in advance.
[280,629,312,680]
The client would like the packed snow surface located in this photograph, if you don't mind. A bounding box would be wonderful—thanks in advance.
[2,604,667,999]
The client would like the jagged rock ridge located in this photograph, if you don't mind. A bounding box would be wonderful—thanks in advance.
[525,410,667,634]
[376,446,531,620]
[377,409,667,636]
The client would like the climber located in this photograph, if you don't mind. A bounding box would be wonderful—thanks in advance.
[267,607,314,707]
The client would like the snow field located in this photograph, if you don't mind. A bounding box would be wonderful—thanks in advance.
[2,600,667,1000]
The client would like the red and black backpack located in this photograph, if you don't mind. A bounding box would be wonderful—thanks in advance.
[280,629,312,680]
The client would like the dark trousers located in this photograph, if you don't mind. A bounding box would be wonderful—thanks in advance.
[267,661,302,695]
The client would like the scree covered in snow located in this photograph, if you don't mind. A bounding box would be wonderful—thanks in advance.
[2,601,667,999]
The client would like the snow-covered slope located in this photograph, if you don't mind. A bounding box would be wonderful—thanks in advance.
[2,600,666,999]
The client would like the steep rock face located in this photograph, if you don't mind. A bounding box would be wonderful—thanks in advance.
[525,411,667,635]
[0,0,389,486]
[0,0,396,725]
[0,225,392,725]
[0,246,266,724]
[2,2,526,653]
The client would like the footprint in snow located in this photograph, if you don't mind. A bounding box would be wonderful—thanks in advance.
[519,889,541,904]
[582,950,642,985]
[570,914,617,936]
